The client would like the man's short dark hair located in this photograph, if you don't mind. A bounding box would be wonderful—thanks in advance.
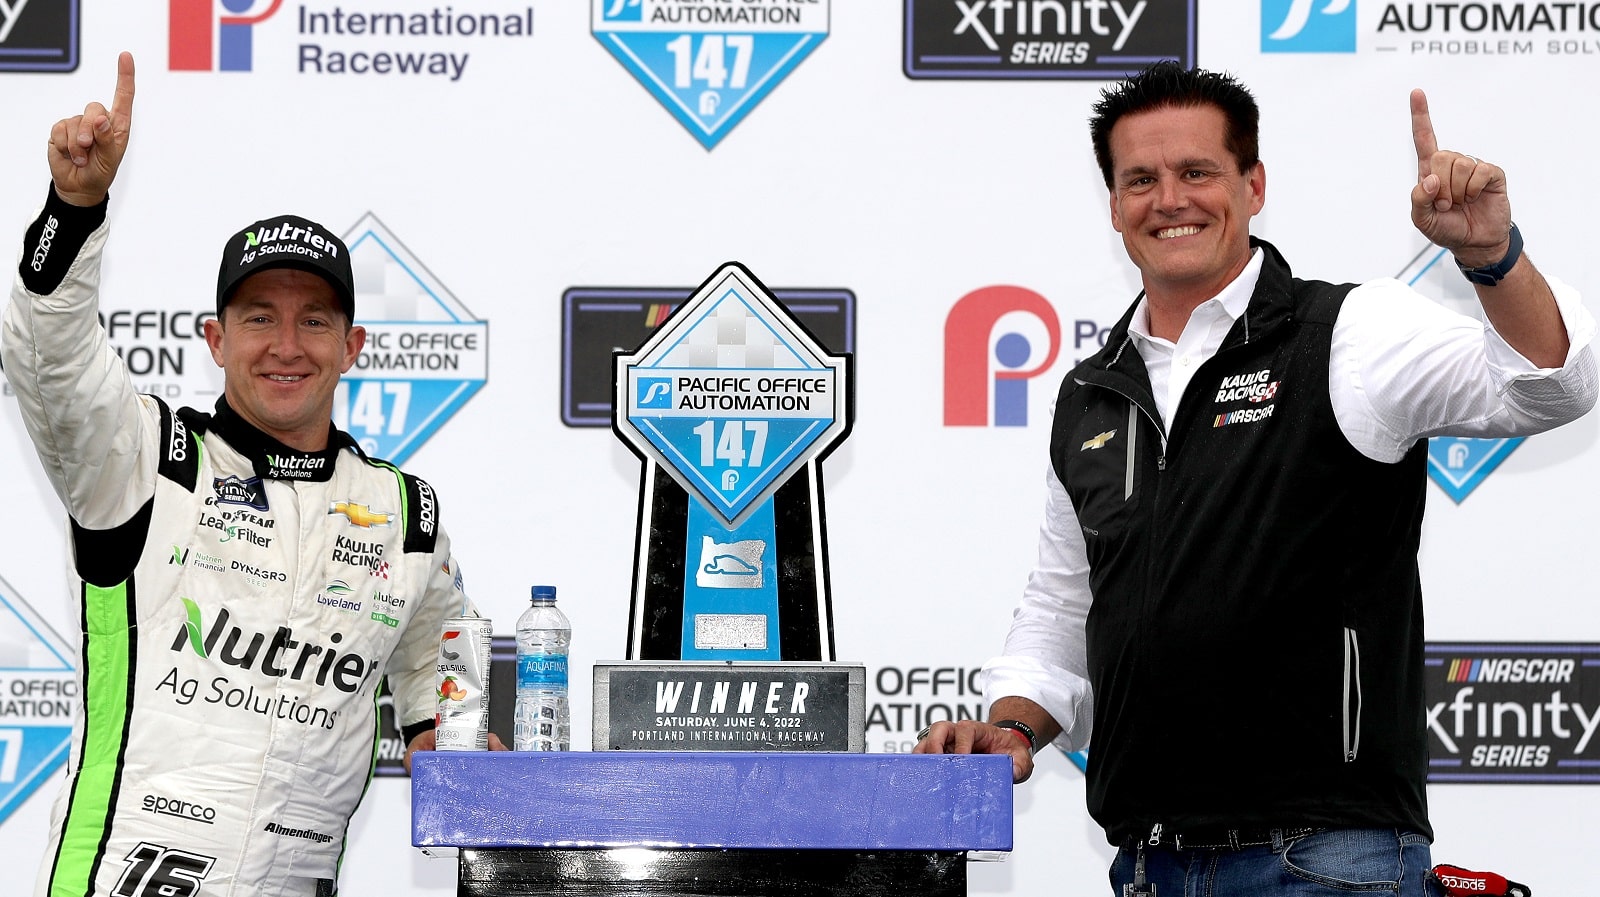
[1089,61,1260,190]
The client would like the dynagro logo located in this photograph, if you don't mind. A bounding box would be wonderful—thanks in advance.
[943,286,1062,427]
[169,0,285,71]
[1261,0,1357,53]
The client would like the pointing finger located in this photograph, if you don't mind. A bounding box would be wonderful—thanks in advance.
[111,51,135,136]
[1410,88,1437,183]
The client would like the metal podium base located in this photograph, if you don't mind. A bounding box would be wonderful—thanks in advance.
[456,848,966,897]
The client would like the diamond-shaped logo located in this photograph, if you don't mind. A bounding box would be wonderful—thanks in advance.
[1396,245,1522,503]
[0,575,75,824]
[592,0,830,150]
[616,263,849,527]
[337,214,489,465]
[1427,436,1523,504]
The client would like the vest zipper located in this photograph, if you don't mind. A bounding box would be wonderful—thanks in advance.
[1343,626,1362,762]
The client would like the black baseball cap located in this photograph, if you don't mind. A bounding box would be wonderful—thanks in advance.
[215,215,356,322]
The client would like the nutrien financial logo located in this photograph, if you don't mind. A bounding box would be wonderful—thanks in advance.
[170,0,284,71]
[0,0,80,72]
[1261,0,1357,53]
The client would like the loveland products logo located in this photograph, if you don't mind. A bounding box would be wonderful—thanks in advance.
[170,0,533,80]
[0,574,77,826]
[561,287,854,427]
[1261,0,1357,53]
[1425,643,1600,782]
[0,0,79,72]
[336,213,488,464]
[904,0,1195,80]
[592,0,830,149]
[1395,245,1523,503]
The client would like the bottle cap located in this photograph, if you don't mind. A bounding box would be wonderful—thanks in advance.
[531,585,557,602]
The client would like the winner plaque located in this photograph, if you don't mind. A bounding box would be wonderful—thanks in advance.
[614,263,853,663]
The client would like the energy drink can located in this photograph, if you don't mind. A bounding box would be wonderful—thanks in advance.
[434,617,493,751]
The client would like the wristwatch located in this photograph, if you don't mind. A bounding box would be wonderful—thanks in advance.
[1456,223,1522,287]
[992,719,1038,754]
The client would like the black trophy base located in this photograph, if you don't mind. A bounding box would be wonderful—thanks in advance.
[456,848,967,897]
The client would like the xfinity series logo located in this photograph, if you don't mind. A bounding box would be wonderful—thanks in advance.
[1425,643,1600,782]
[1262,0,1356,53]
[0,0,79,72]
[904,0,1195,79]
[213,475,268,511]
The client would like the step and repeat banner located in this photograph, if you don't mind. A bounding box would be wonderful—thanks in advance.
[2,2,1598,895]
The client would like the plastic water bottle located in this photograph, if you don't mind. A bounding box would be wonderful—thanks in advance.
[514,585,571,751]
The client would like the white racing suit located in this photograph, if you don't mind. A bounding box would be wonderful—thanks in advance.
[4,195,472,897]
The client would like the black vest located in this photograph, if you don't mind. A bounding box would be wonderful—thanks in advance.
[1050,239,1431,844]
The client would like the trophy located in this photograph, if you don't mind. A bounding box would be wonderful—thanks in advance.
[600,262,861,751]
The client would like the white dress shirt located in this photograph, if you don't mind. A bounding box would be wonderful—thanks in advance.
[982,248,1600,753]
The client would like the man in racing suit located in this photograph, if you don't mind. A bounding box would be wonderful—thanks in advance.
[3,54,481,897]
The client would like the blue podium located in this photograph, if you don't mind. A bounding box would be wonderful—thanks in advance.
[412,751,1013,897]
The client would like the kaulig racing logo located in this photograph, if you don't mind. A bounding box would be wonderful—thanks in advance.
[335,213,488,464]
[173,598,380,694]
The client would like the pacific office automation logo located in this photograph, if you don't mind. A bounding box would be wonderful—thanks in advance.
[561,287,855,427]
[1261,0,1357,53]
[0,0,79,72]
[944,286,1061,427]
[170,0,285,71]
[592,0,830,149]
[1394,246,1521,503]
[337,213,488,464]
[904,0,1195,80]
[0,574,77,826]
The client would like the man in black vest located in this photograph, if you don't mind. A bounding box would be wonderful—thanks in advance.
[916,63,1596,895]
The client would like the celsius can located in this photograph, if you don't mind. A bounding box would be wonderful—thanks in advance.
[434,617,493,751]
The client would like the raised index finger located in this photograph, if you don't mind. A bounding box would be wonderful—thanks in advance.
[1410,88,1437,181]
[110,51,135,131]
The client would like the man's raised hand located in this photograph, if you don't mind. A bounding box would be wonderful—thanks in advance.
[49,52,135,208]
[1410,88,1513,269]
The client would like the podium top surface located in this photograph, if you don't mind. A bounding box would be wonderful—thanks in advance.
[411,751,1013,852]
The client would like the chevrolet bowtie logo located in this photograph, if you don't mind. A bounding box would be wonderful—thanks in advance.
[1080,430,1117,451]
[328,502,393,528]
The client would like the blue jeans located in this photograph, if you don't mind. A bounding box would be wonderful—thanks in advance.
[1108,829,1441,896]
